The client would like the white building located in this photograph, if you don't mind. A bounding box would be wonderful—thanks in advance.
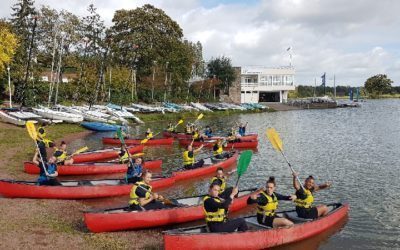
[240,66,295,103]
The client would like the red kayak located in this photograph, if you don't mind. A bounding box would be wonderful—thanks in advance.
[163,203,349,250]
[72,145,143,163]
[23,159,162,176]
[0,152,238,199]
[178,139,258,149]
[84,188,257,232]
[172,152,238,181]
[163,131,258,141]
[0,177,174,199]
[102,137,174,145]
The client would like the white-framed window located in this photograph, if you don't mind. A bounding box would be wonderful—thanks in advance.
[41,76,49,82]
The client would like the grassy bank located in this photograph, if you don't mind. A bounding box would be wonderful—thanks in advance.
[136,108,274,123]
[0,122,160,249]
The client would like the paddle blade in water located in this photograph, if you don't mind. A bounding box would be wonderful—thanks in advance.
[197,113,204,120]
[26,121,37,140]
[116,128,125,145]
[266,128,283,152]
[237,150,253,177]
[140,138,149,144]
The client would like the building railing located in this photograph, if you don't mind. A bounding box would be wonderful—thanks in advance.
[241,82,294,88]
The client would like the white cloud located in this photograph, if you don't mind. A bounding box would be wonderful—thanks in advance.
[1,0,399,85]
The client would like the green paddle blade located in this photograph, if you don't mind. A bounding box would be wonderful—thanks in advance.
[116,128,125,145]
[237,150,253,177]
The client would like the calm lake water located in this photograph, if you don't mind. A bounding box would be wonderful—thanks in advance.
[69,99,400,249]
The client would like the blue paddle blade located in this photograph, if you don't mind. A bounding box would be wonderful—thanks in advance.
[237,150,253,177]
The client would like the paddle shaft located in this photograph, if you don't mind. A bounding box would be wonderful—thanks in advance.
[280,150,305,190]
[134,183,176,206]
[34,141,49,176]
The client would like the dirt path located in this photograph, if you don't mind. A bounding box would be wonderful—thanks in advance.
[0,122,162,249]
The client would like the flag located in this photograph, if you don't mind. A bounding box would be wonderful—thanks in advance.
[321,73,326,87]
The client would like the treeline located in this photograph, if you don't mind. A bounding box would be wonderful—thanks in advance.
[289,85,400,98]
[0,0,236,106]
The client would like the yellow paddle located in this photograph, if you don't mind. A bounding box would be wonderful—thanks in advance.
[26,121,49,176]
[174,119,184,128]
[71,146,89,156]
[266,128,305,190]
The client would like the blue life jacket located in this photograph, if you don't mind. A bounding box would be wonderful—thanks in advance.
[238,127,246,136]
[204,129,213,138]
[126,163,142,180]
[37,163,57,184]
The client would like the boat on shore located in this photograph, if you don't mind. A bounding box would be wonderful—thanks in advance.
[23,159,162,176]
[84,188,257,232]
[0,110,26,126]
[178,139,258,149]
[81,122,125,132]
[163,203,349,250]
[102,137,174,146]
[32,107,84,123]
[71,145,143,163]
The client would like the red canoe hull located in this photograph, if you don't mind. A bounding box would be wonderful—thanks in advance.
[163,204,349,250]
[0,177,174,199]
[102,137,174,145]
[84,189,258,232]
[163,131,258,141]
[172,152,238,181]
[23,160,162,176]
[71,145,144,163]
[179,139,258,149]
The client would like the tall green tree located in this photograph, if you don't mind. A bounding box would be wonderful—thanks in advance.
[207,56,236,95]
[364,74,392,97]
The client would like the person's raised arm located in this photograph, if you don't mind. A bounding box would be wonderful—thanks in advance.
[293,172,301,191]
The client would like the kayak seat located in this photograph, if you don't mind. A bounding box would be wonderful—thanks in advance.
[244,217,272,230]
[78,180,93,186]
[284,211,313,223]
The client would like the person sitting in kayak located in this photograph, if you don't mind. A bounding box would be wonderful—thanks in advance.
[128,170,167,211]
[210,167,236,200]
[226,128,241,143]
[185,123,193,135]
[193,128,204,142]
[204,126,213,138]
[53,141,74,165]
[33,149,61,186]
[203,183,248,233]
[293,173,331,219]
[166,122,175,132]
[212,139,230,159]
[237,122,248,137]
[145,128,153,140]
[126,157,143,184]
[247,176,296,228]
[35,126,55,162]
[119,147,130,164]
[183,144,204,170]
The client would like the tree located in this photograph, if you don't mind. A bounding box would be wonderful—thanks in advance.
[0,22,18,73]
[364,74,392,97]
[206,56,236,96]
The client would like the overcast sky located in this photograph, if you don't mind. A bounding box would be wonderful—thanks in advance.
[2,0,400,86]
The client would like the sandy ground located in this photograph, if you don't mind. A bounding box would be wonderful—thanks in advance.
[0,122,163,249]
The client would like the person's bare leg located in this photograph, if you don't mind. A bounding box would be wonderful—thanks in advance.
[272,217,294,228]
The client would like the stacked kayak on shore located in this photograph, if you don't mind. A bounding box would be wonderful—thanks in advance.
[163,203,349,250]
[84,188,257,232]
[81,122,125,132]
[102,137,174,146]
[0,152,238,199]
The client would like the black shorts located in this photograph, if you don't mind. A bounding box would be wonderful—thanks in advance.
[296,206,318,219]
[257,214,278,227]
[127,176,142,184]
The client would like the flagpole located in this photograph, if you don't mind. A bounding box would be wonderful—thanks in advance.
[314,77,316,98]
[333,74,336,100]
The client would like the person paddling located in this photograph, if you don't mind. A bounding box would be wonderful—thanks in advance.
[237,122,248,137]
[193,128,204,142]
[293,173,331,219]
[212,138,230,159]
[53,141,74,165]
[126,157,143,184]
[119,147,130,164]
[210,167,236,200]
[145,128,153,140]
[128,170,167,211]
[203,183,248,232]
[247,176,296,228]
[33,150,61,186]
[166,122,175,132]
[227,128,240,143]
[182,144,204,170]
[204,126,213,138]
